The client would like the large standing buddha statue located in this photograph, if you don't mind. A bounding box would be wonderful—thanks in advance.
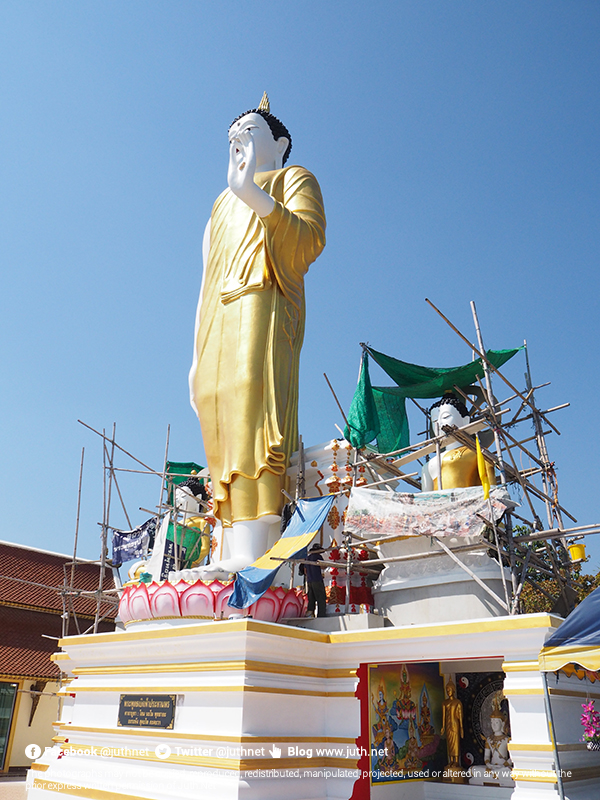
[189,93,326,575]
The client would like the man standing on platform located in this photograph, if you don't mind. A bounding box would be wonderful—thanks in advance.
[300,543,327,618]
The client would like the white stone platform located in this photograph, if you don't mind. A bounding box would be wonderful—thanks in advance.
[23,612,599,800]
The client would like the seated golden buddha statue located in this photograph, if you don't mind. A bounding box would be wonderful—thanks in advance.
[421,393,496,492]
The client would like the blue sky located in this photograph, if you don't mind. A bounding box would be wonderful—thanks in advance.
[1,1,599,571]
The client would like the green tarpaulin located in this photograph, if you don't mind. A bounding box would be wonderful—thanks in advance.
[165,521,207,567]
[344,345,521,454]
[165,461,205,504]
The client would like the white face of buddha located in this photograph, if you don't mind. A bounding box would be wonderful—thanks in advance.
[228,112,288,172]
[490,716,505,735]
[431,402,470,437]
[175,485,198,513]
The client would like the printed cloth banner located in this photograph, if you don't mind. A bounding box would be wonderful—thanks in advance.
[111,518,157,566]
[345,485,513,541]
[143,516,170,580]
[143,516,209,581]
[228,494,335,610]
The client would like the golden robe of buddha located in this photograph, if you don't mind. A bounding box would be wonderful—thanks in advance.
[433,445,497,491]
[190,165,325,527]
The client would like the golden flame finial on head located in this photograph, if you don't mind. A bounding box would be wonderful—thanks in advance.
[490,691,506,720]
[257,91,270,113]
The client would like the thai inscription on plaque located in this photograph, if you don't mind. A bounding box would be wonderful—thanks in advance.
[117,694,176,729]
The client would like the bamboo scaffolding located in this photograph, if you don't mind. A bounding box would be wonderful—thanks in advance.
[511,511,537,529]
[442,419,576,525]
[112,467,205,477]
[359,471,418,490]
[431,535,509,612]
[510,547,533,614]
[157,425,171,525]
[270,556,380,577]
[358,541,491,566]
[108,461,132,530]
[96,425,116,632]
[336,299,586,618]
[515,406,568,427]
[0,574,119,603]
[324,372,350,428]
[62,563,81,636]
[92,428,108,634]
[507,547,556,579]
[78,419,155,472]
[69,448,85,599]
[351,410,507,468]
[513,523,600,544]
[463,349,514,609]
[453,380,512,610]
[471,300,507,485]
[59,296,589,630]
[424,298,561,436]
[360,452,421,489]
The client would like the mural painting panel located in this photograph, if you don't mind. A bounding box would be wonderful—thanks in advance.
[368,662,446,783]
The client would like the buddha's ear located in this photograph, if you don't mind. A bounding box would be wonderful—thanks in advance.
[276,136,289,157]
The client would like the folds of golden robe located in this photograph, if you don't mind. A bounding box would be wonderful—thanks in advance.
[190,166,326,527]
[433,445,497,491]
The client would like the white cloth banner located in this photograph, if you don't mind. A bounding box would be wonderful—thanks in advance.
[345,485,513,540]
[144,515,170,580]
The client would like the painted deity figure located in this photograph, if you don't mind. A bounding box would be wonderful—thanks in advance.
[418,691,435,745]
[189,94,326,575]
[374,722,399,773]
[421,392,497,492]
[372,687,390,745]
[394,664,416,721]
[441,678,465,783]
[403,735,423,772]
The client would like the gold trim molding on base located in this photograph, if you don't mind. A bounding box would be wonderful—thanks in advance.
[509,741,591,754]
[502,660,540,672]
[512,769,557,784]
[71,660,357,680]
[58,684,355,698]
[58,612,561,648]
[59,742,357,772]
[59,724,355,744]
[508,742,553,752]
[512,765,600,784]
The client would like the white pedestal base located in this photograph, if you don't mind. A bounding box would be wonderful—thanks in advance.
[26,613,596,800]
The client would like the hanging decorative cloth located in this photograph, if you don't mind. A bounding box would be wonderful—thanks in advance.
[344,346,521,453]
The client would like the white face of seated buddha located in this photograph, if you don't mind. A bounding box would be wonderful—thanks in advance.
[228,112,289,173]
[490,716,506,735]
[175,485,199,515]
[431,402,470,438]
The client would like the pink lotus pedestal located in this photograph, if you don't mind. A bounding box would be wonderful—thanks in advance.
[118,579,307,627]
